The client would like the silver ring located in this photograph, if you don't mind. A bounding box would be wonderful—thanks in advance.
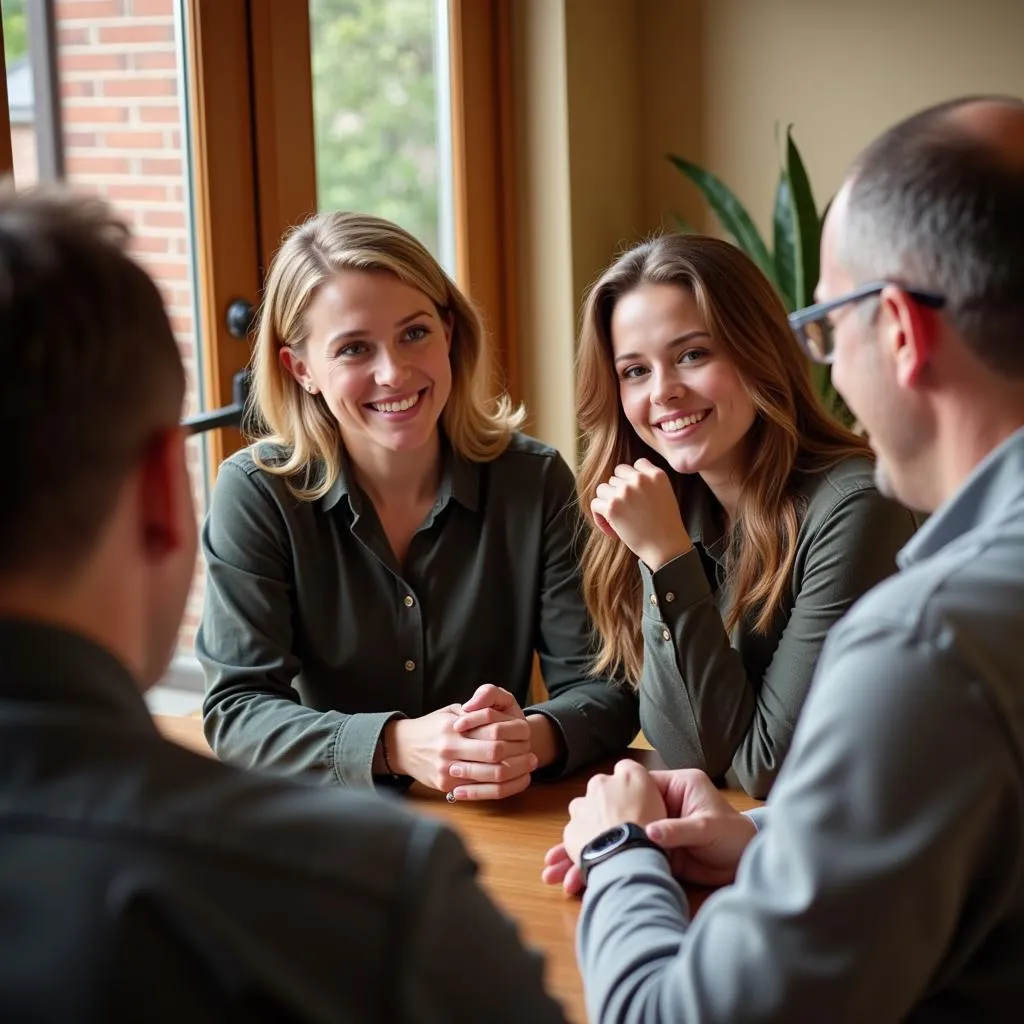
[446,791,457,804]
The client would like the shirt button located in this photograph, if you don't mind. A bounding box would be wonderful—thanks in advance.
[661,628,671,642]
[649,593,658,606]
[665,591,676,603]
[404,659,416,672]
[403,595,415,608]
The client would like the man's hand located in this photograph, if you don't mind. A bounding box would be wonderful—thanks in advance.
[563,759,667,862]
[543,767,755,894]
[646,768,756,886]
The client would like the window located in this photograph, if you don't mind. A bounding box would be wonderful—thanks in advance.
[309,0,455,269]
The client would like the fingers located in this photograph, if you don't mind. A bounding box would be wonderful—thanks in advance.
[452,708,531,738]
[449,752,537,784]
[449,769,533,802]
[460,683,519,715]
[592,509,616,537]
[645,815,713,849]
[562,863,584,896]
[543,843,568,866]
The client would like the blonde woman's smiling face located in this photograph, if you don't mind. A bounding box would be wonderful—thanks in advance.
[611,282,756,479]
[283,269,452,460]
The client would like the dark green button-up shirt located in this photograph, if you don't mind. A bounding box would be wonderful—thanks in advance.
[198,432,638,788]
[639,456,918,797]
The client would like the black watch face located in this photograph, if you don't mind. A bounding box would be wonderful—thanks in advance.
[585,823,631,858]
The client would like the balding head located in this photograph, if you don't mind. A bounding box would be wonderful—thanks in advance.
[837,95,1024,377]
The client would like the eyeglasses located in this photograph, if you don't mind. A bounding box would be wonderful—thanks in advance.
[789,281,946,364]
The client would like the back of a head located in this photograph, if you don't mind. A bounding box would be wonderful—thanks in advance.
[842,95,1024,377]
[0,185,185,580]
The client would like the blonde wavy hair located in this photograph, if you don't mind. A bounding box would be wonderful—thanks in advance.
[577,235,870,685]
[248,210,524,498]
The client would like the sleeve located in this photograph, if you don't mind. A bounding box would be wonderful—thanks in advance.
[400,823,569,1023]
[638,486,914,797]
[197,461,403,790]
[578,621,1022,1024]
[525,452,640,776]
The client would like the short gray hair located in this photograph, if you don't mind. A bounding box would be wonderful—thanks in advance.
[841,95,1024,377]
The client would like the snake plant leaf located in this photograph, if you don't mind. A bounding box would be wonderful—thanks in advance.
[772,172,797,312]
[667,153,777,290]
[783,126,820,308]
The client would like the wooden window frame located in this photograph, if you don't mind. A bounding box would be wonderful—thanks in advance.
[449,0,521,403]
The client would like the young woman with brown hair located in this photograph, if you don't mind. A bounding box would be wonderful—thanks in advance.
[576,234,916,797]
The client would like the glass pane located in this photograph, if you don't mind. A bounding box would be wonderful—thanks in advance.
[2,0,207,691]
[309,0,454,270]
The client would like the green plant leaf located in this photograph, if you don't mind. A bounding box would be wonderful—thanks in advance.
[667,153,777,289]
[772,172,797,312]
[783,127,820,308]
[671,212,697,234]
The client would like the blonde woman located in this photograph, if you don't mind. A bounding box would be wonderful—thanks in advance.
[198,211,637,800]
[576,235,916,798]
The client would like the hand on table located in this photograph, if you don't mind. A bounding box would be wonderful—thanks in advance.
[591,459,692,571]
[387,687,536,800]
[543,766,756,895]
[541,759,667,895]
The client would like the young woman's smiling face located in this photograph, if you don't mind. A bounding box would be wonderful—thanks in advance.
[611,282,756,479]
[285,269,452,461]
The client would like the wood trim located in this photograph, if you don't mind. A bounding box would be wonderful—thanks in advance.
[449,0,521,403]
[248,0,318,272]
[0,19,13,177]
[185,0,260,469]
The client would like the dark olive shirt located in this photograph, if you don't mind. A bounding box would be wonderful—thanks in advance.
[0,620,567,1023]
[198,433,638,787]
[639,456,918,797]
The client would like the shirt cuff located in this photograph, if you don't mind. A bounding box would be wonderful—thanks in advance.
[744,805,769,832]
[583,847,688,919]
[332,710,405,789]
[640,549,713,626]
[522,705,571,778]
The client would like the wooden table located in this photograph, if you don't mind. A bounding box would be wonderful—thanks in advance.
[154,714,760,1023]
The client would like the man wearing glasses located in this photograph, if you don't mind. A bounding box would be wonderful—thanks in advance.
[554,95,1024,1021]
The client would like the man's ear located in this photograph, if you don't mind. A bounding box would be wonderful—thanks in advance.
[279,345,316,393]
[139,427,190,562]
[878,285,936,389]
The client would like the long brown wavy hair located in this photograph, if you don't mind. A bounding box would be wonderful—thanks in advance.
[577,235,870,685]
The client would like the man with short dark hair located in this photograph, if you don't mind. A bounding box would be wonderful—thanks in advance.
[0,186,566,1023]
[545,96,1024,1022]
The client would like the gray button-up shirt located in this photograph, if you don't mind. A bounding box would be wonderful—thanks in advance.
[578,426,1024,1023]
[639,456,916,796]
[0,620,568,1022]
[198,432,638,787]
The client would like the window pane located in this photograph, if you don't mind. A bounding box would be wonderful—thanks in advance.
[3,0,207,679]
[309,0,454,269]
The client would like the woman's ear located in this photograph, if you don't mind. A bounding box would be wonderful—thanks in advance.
[279,345,317,394]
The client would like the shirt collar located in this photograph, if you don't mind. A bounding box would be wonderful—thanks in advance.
[0,618,156,729]
[322,436,480,515]
[897,424,1024,568]
[683,477,728,561]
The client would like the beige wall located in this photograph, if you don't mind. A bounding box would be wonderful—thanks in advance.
[642,0,1024,238]
[515,0,1024,462]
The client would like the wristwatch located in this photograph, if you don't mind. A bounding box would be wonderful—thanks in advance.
[579,822,668,885]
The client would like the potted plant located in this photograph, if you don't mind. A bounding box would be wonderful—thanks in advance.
[668,127,850,424]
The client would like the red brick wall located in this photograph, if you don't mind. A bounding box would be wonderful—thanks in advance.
[56,0,206,658]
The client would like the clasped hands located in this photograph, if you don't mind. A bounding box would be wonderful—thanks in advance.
[542,761,757,895]
[384,683,558,802]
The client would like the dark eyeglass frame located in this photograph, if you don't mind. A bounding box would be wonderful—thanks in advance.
[789,280,946,364]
